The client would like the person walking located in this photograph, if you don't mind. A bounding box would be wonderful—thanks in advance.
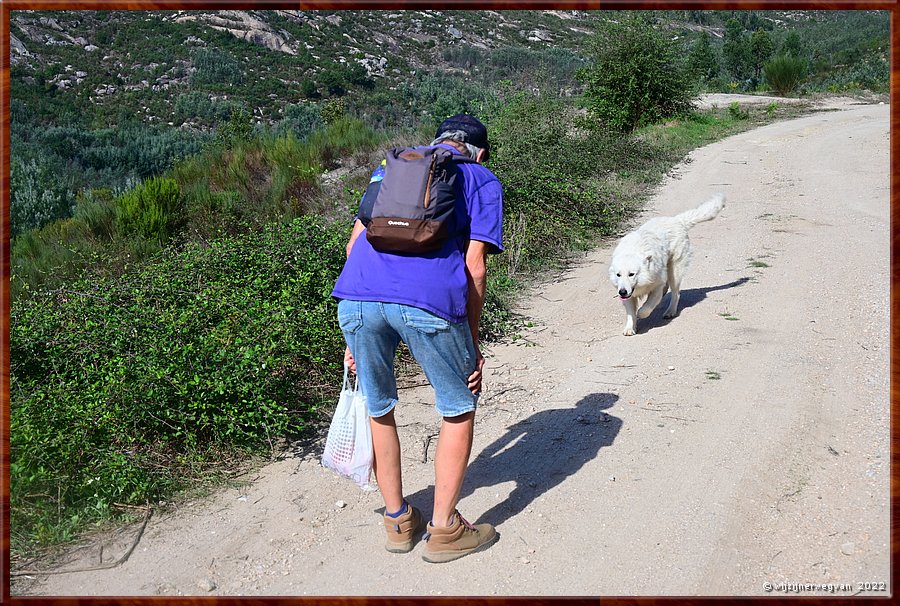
[331,114,503,563]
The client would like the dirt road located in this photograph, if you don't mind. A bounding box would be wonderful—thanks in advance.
[17,98,890,597]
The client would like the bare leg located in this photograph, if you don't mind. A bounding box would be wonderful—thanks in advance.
[432,411,475,527]
[370,409,404,514]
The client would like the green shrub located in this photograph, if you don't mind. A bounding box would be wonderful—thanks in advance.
[115,177,182,242]
[82,126,207,186]
[12,122,208,214]
[728,102,750,120]
[764,54,807,96]
[480,47,585,91]
[485,92,647,276]
[190,48,244,86]
[81,125,207,181]
[443,45,483,67]
[73,188,118,240]
[299,78,318,99]
[10,187,138,299]
[263,133,322,179]
[273,103,324,140]
[9,156,75,237]
[750,28,776,83]
[320,98,346,125]
[398,72,497,125]
[174,91,242,125]
[214,108,254,147]
[813,55,888,93]
[780,31,804,58]
[174,117,377,235]
[343,62,374,89]
[10,220,90,299]
[262,132,324,211]
[10,215,349,552]
[577,15,694,132]
[316,61,375,97]
[305,117,381,168]
[319,67,347,97]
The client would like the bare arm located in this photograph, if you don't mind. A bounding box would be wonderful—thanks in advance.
[342,219,366,372]
[345,219,365,257]
[464,239,489,394]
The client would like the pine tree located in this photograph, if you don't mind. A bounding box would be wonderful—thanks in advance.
[781,31,804,58]
[689,32,721,84]
[750,29,776,83]
[723,18,752,84]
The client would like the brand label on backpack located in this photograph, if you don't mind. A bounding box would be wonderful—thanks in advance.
[358,146,475,254]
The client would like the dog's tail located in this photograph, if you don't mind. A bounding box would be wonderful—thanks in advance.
[676,193,725,229]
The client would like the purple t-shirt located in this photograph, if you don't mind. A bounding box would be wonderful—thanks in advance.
[331,144,503,323]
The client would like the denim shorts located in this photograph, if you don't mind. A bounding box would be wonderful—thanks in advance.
[337,299,478,418]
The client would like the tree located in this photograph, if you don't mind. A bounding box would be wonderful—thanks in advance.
[299,78,319,99]
[689,32,721,84]
[780,31,804,58]
[750,29,776,83]
[319,68,346,97]
[735,10,769,32]
[723,18,752,83]
[577,15,694,132]
[685,10,709,25]
[344,62,374,89]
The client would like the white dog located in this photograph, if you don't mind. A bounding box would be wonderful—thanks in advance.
[608,193,725,335]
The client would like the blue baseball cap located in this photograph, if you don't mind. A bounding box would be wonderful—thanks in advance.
[435,114,490,150]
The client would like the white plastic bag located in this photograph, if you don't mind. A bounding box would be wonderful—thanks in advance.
[321,364,376,491]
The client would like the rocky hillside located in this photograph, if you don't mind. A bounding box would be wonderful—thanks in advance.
[10,9,601,69]
[11,9,889,133]
[10,9,610,129]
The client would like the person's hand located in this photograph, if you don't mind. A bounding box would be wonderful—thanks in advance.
[467,347,485,395]
[344,347,356,373]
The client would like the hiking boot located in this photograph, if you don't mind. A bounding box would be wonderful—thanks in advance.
[422,511,498,563]
[382,503,426,553]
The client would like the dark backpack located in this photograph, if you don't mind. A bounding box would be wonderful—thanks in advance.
[358,146,476,254]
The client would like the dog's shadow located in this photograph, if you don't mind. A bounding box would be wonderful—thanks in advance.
[640,276,751,333]
[405,393,621,528]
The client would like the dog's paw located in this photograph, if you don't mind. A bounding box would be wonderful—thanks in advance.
[623,327,635,336]
[663,309,678,319]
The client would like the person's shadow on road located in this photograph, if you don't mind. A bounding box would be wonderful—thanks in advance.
[407,392,621,528]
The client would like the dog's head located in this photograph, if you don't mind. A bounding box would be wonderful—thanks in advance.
[608,253,650,300]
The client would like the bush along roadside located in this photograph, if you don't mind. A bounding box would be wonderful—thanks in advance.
[10,115,382,301]
[9,215,350,552]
